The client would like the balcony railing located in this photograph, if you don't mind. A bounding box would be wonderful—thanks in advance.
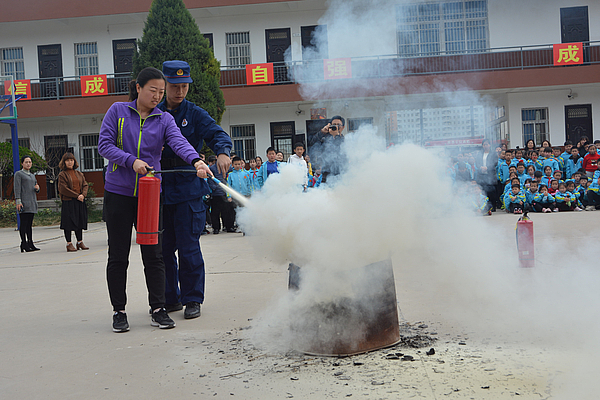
[2,41,599,101]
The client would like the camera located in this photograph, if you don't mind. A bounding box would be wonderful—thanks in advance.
[330,125,337,131]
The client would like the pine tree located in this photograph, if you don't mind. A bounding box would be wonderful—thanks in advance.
[133,0,225,124]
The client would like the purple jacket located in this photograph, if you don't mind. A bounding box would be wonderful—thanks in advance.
[98,100,199,197]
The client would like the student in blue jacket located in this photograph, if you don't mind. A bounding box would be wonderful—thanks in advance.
[227,156,251,196]
[565,147,584,179]
[532,184,555,213]
[504,184,526,214]
[256,147,281,189]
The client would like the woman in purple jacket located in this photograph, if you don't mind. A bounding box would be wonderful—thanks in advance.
[98,67,210,333]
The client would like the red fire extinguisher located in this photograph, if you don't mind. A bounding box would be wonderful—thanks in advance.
[136,175,161,245]
[516,212,534,268]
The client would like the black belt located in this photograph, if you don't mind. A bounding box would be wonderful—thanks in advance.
[161,157,189,169]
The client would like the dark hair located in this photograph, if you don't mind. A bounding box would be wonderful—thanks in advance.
[330,115,345,126]
[539,184,548,190]
[534,171,543,177]
[544,166,552,172]
[128,67,165,101]
[276,150,284,155]
[524,178,532,184]
[511,184,521,189]
[294,142,305,150]
[20,155,32,164]
[572,170,581,175]
[566,181,575,186]
[517,161,525,167]
[482,139,490,146]
[59,152,79,170]
[266,147,276,154]
[553,170,562,175]
[558,182,566,188]
[564,140,573,146]
[544,147,552,153]
[255,156,262,161]
[508,165,517,170]
[207,155,217,163]
[232,156,242,163]
[580,175,588,181]
[530,180,538,185]
[526,139,536,148]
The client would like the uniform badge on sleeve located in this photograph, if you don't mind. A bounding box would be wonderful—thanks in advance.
[182,118,188,127]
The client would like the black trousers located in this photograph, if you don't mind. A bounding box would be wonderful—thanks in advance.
[104,190,165,312]
[64,229,83,242]
[210,195,234,231]
[587,191,600,207]
[19,213,34,244]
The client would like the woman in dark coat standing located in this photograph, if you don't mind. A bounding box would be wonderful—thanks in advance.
[14,155,40,252]
[57,153,89,252]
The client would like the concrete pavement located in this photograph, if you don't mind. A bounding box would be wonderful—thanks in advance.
[0,212,598,399]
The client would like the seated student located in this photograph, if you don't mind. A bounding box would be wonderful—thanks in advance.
[516,162,528,185]
[470,181,492,216]
[456,161,473,182]
[256,147,281,189]
[554,181,582,211]
[533,184,555,213]
[542,147,560,173]
[227,156,251,197]
[582,144,600,178]
[533,170,543,184]
[548,179,560,196]
[568,170,582,185]
[527,150,543,172]
[565,181,582,208]
[526,165,536,182]
[577,176,593,210]
[497,150,513,184]
[512,149,525,166]
[504,183,526,214]
[525,180,538,209]
[552,169,564,184]
[454,153,474,180]
[565,150,583,180]
[552,147,565,172]
[541,166,553,187]
[586,169,600,210]
[287,142,309,189]
[308,167,323,188]
[560,141,573,172]
[502,174,520,201]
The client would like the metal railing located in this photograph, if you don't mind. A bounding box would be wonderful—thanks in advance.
[2,41,598,100]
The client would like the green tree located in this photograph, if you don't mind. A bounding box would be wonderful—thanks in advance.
[133,0,225,124]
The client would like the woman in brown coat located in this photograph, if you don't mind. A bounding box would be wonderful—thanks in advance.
[58,153,89,252]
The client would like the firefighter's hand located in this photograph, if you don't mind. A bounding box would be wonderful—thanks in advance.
[227,197,232,202]
[194,160,210,179]
[133,159,151,175]
[217,153,231,178]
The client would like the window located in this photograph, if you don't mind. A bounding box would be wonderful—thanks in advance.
[231,125,256,160]
[348,117,374,132]
[396,1,488,56]
[5,137,30,149]
[75,42,99,76]
[522,108,548,146]
[0,47,25,80]
[487,106,508,144]
[79,134,104,171]
[226,32,251,66]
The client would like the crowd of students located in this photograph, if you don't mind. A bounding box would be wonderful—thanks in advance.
[204,142,314,233]
[453,136,600,215]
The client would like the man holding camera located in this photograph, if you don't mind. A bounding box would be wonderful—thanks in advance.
[308,115,346,183]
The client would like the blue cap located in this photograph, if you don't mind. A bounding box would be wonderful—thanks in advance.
[162,60,193,84]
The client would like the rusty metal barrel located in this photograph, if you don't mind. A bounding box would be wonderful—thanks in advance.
[289,259,401,356]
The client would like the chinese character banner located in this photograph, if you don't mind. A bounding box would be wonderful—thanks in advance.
[553,43,584,66]
[245,63,274,85]
[81,75,108,96]
[323,58,352,80]
[3,79,31,100]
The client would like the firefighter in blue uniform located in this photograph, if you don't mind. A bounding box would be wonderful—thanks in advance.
[159,60,232,319]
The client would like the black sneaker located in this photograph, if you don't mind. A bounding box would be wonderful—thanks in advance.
[184,302,202,319]
[113,312,129,333]
[151,308,176,329]
[148,302,183,315]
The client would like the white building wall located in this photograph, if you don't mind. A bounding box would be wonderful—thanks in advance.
[488,0,600,48]
[507,84,600,149]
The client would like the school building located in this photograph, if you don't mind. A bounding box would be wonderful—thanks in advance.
[0,0,599,198]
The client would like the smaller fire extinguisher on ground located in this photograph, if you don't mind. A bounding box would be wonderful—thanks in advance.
[516,212,534,268]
